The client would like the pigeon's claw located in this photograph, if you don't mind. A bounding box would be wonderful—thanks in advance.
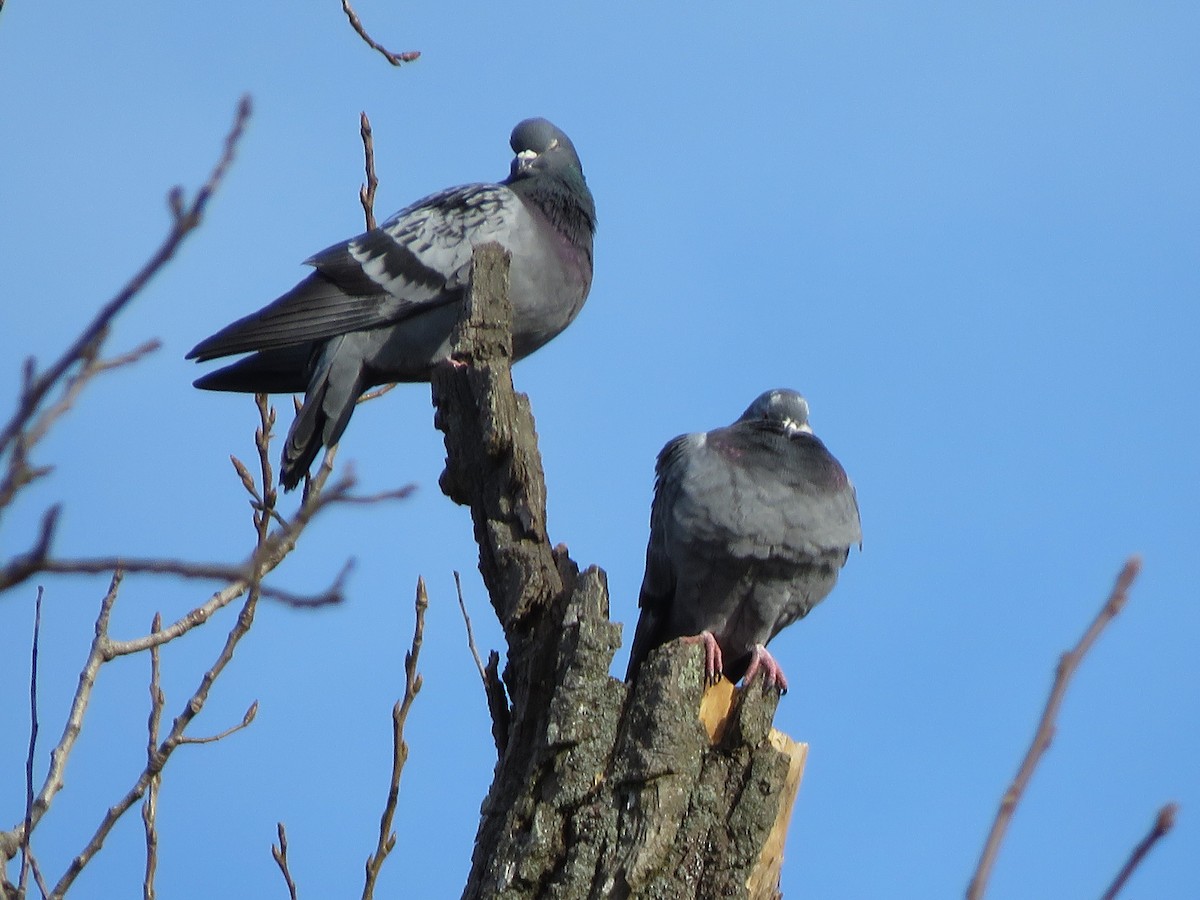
[682,630,724,685]
[741,644,789,694]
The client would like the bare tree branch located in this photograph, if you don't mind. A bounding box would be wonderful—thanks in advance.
[0,572,124,867]
[0,390,412,886]
[250,393,278,541]
[0,91,427,894]
[2,468,413,606]
[26,849,48,900]
[272,823,299,900]
[356,384,398,404]
[359,111,379,230]
[19,587,43,897]
[45,398,293,892]
[363,577,427,900]
[0,507,61,596]
[25,556,351,608]
[0,340,159,511]
[1100,802,1178,900]
[350,114,404,409]
[142,613,164,900]
[966,556,1144,900]
[455,570,488,683]
[2,95,253,615]
[340,0,420,66]
[0,96,251,458]
[300,439,337,505]
[50,557,271,894]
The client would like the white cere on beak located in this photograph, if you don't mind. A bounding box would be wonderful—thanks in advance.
[783,418,813,436]
[517,149,538,162]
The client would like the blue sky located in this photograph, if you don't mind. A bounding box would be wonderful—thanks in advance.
[2,2,1198,897]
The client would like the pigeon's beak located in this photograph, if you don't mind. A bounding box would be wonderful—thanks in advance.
[516,149,540,174]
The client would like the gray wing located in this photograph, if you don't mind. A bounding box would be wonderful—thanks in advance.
[625,434,696,679]
[187,184,522,361]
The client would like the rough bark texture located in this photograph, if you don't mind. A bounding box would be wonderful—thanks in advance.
[432,244,803,900]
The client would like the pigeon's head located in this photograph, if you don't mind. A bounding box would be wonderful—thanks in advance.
[507,118,585,183]
[738,389,813,436]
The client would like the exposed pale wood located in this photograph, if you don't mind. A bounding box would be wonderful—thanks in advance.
[749,733,808,900]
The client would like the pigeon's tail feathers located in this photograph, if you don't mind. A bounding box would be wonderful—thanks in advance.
[280,397,326,492]
[192,344,315,394]
[625,547,676,682]
[624,599,667,682]
[279,337,365,492]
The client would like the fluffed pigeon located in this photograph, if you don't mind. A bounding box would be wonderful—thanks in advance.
[188,118,596,490]
[625,389,861,693]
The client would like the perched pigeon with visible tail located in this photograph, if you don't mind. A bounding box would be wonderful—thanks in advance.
[188,118,595,490]
[625,389,861,693]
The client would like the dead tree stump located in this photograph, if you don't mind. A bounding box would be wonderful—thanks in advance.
[431,244,806,900]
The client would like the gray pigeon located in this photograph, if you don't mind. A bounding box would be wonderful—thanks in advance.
[625,389,861,692]
[188,118,595,490]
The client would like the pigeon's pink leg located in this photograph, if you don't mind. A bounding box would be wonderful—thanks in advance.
[741,644,789,694]
[681,631,723,684]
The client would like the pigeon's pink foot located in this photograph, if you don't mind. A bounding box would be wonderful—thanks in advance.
[682,631,724,685]
[741,644,789,694]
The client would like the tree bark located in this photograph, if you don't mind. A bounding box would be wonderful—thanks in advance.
[432,244,805,900]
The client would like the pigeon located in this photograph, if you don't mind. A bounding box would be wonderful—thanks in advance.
[625,389,861,693]
[188,118,596,490]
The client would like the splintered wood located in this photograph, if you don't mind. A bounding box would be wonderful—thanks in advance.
[699,679,809,900]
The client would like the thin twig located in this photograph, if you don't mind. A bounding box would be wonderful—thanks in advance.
[28,555,352,608]
[1099,802,1178,900]
[0,572,124,865]
[3,470,411,605]
[19,587,43,895]
[454,570,488,682]
[177,701,257,744]
[252,394,277,543]
[0,340,159,511]
[0,506,61,595]
[301,441,339,505]
[965,556,1144,900]
[340,0,420,66]
[357,383,398,404]
[142,613,164,900]
[272,823,299,900]
[363,577,427,900]
[454,571,511,756]
[27,847,50,900]
[359,111,379,231]
[22,340,161,453]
